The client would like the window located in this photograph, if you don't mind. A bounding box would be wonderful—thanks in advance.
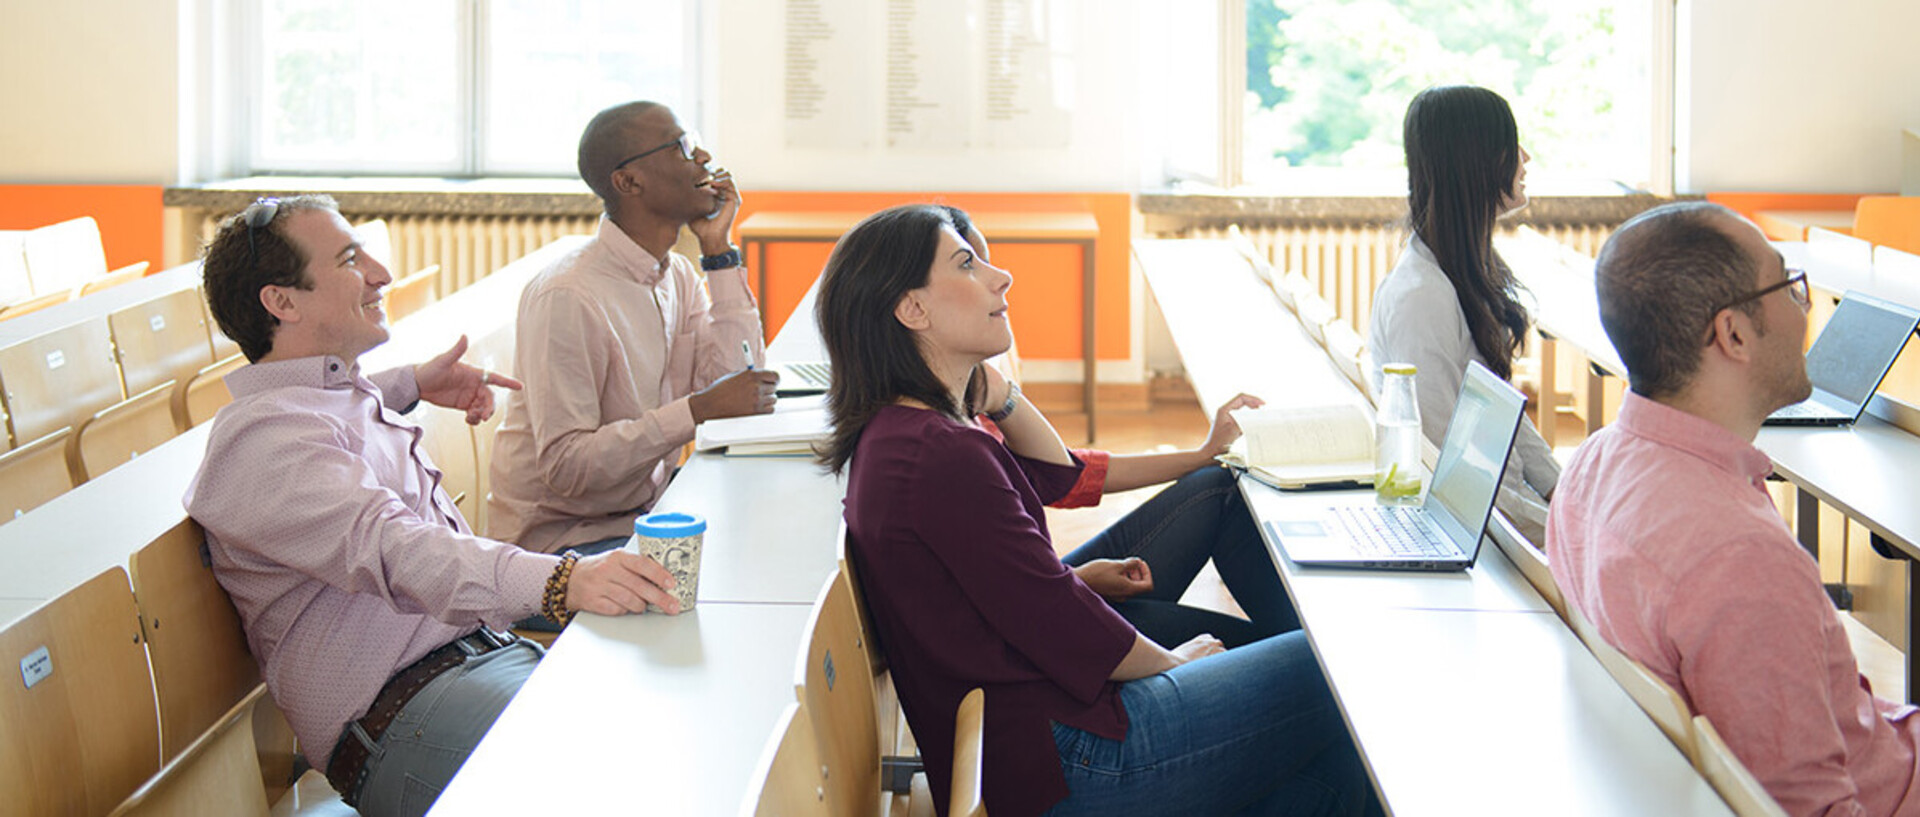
[1240,0,1660,194]
[244,0,698,176]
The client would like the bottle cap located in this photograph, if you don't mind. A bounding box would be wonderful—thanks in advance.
[635,512,707,538]
[1381,362,1417,376]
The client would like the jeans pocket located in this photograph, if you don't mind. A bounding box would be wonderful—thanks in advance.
[398,772,445,817]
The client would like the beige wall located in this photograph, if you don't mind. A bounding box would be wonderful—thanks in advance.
[1679,0,1920,194]
[0,0,181,184]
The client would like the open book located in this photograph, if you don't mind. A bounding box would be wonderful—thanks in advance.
[1219,402,1375,489]
[692,397,831,457]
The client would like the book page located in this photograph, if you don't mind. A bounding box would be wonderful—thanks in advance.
[1232,404,1373,467]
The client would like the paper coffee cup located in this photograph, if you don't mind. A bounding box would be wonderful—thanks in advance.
[632,512,705,613]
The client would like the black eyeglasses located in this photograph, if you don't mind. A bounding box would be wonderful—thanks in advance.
[1709,268,1811,316]
[610,131,702,173]
[243,197,280,266]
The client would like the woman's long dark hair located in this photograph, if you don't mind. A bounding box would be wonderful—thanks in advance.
[814,204,986,474]
[1403,84,1530,379]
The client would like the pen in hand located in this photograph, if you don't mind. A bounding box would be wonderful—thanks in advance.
[741,340,754,371]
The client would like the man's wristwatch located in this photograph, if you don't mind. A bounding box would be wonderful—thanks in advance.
[985,382,1021,423]
[700,246,743,271]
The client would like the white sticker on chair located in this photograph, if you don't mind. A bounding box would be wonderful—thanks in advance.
[45,349,65,370]
[149,314,166,332]
[20,645,51,689]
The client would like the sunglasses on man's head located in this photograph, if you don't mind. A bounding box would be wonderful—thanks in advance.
[243,197,281,267]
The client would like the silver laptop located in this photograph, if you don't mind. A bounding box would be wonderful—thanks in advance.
[769,361,831,397]
[1765,291,1920,426]
[1264,361,1526,571]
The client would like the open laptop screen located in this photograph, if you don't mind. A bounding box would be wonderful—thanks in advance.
[1427,365,1525,548]
[1806,294,1920,407]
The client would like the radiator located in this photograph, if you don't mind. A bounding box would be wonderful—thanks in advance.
[194,213,596,296]
[1184,222,1612,335]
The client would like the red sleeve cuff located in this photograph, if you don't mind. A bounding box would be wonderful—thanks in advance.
[1053,449,1109,509]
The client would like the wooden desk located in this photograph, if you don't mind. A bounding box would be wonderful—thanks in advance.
[1303,606,1734,816]
[428,603,814,817]
[651,452,845,605]
[1499,231,1626,442]
[741,210,1101,439]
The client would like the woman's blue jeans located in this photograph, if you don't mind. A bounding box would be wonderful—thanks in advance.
[1044,631,1379,817]
[1062,466,1296,647]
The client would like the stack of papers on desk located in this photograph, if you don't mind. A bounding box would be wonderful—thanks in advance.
[693,397,831,456]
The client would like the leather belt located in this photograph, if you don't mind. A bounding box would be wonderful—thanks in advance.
[326,629,518,805]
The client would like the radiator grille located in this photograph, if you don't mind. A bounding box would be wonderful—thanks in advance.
[1181,222,1612,334]
[194,213,596,295]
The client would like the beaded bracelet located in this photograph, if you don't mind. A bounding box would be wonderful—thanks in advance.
[541,552,580,626]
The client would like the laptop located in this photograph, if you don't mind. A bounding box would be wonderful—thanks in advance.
[1263,361,1526,571]
[768,360,832,397]
[1765,291,1920,426]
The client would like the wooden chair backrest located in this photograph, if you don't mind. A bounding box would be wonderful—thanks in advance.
[1323,321,1368,395]
[0,317,123,447]
[1692,714,1788,817]
[128,518,262,761]
[0,425,75,520]
[81,262,151,299]
[106,688,271,817]
[1566,603,1698,765]
[23,216,108,296]
[948,688,987,817]
[384,264,441,322]
[1854,196,1920,257]
[199,286,242,361]
[796,566,882,816]
[110,288,217,398]
[0,566,161,815]
[0,287,75,321]
[1295,290,1335,346]
[742,702,830,817]
[176,353,245,430]
[0,230,32,306]
[71,380,182,483]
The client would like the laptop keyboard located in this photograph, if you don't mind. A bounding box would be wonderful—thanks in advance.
[1771,401,1823,419]
[1330,506,1454,558]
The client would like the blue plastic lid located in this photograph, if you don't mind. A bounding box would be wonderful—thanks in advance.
[635,512,707,538]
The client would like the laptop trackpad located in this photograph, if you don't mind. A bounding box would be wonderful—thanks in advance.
[1274,519,1331,538]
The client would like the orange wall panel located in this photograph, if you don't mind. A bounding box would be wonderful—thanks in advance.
[0,184,164,272]
[735,191,1130,361]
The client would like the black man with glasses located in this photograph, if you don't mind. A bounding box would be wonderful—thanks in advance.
[489,101,775,579]
[188,193,683,817]
[1550,202,1920,817]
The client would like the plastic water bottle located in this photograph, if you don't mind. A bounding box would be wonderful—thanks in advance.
[1375,363,1423,505]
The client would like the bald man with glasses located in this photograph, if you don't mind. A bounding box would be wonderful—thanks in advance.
[489,101,776,589]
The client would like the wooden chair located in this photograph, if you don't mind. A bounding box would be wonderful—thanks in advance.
[1226,224,1275,286]
[1853,196,1920,257]
[384,264,441,322]
[0,287,75,320]
[200,285,243,361]
[1489,512,1563,619]
[1322,321,1368,396]
[1565,603,1698,764]
[834,547,933,816]
[741,702,831,817]
[22,216,109,297]
[80,262,152,298]
[0,317,124,446]
[0,567,161,815]
[796,566,884,816]
[1295,290,1336,346]
[0,426,76,521]
[948,688,987,817]
[1692,715,1788,817]
[70,380,182,482]
[129,519,261,761]
[174,353,246,429]
[0,230,32,307]
[107,688,272,817]
[110,287,217,398]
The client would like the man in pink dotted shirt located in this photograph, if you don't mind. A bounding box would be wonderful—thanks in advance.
[186,194,681,817]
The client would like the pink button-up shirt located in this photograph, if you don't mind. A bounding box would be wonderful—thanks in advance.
[1550,392,1920,817]
[488,217,763,553]
[184,356,556,768]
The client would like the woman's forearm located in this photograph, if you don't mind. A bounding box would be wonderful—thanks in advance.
[1109,631,1179,680]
